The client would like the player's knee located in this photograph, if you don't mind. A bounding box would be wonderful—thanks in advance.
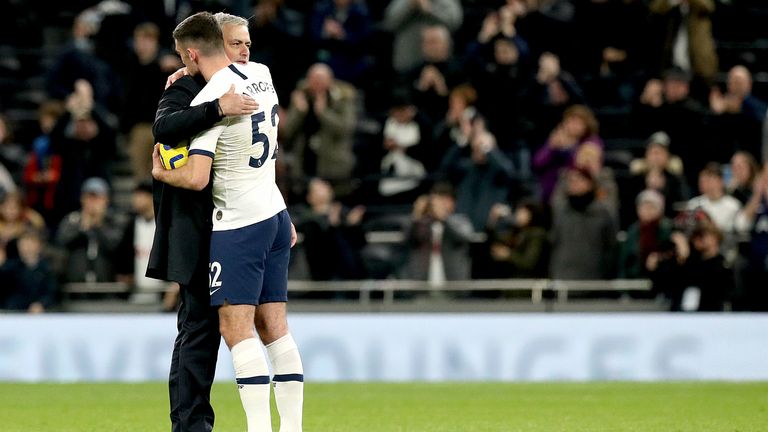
[219,319,251,348]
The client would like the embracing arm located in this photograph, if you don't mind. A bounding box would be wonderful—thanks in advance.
[153,80,222,145]
[152,149,213,191]
[151,115,226,190]
[153,80,257,145]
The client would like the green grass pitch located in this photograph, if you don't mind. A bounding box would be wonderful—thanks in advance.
[2,382,767,431]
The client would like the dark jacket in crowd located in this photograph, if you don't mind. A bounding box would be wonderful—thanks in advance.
[550,194,618,279]
[1,258,57,310]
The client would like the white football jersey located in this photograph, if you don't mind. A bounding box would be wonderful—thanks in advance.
[189,62,286,231]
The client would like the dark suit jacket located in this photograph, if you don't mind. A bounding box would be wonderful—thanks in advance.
[145,75,222,285]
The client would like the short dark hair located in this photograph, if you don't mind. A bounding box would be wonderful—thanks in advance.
[662,67,692,83]
[430,181,455,198]
[135,178,153,195]
[517,198,546,228]
[172,12,224,56]
[700,162,723,178]
[691,220,723,243]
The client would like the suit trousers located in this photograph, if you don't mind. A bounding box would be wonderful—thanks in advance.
[169,268,221,432]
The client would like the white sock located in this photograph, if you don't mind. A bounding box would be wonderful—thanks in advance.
[232,338,272,432]
[266,334,304,432]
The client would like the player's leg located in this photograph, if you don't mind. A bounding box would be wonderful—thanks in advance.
[257,209,303,432]
[255,302,289,344]
[256,303,303,432]
[219,303,272,432]
[212,223,277,432]
[169,268,220,432]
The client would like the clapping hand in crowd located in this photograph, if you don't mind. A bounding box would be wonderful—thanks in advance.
[478,5,517,43]
[640,79,664,108]
[417,65,448,96]
[323,17,346,40]
[66,79,94,118]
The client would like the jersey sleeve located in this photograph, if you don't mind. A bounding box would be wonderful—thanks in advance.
[153,76,223,146]
[188,120,227,158]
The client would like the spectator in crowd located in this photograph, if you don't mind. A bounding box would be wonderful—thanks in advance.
[467,4,530,73]
[0,163,15,199]
[0,229,57,313]
[439,113,517,232]
[250,0,313,99]
[45,9,121,112]
[709,65,768,161]
[645,225,687,306]
[121,22,178,181]
[23,101,65,226]
[375,91,429,205]
[551,141,619,223]
[0,113,24,195]
[634,67,709,190]
[466,5,534,174]
[484,199,549,279]
[626,131,689,224]
[0,114,26,186]
[54,177,127,284]
[383,0,463,74]
[550,166,617,280]
[570,0,652,108]
[507,0,578,62]
[533,104,601,204]
[399,182,474,285]
[687,162,742,235]
[0,191,46,260]
[523,52,587,147]
[309,0,373,85]
[649,0,718,95]
[401,24,466,125]
[727,150,760,205]
[118,180,175,304]
[86,0,138,74]
[669,222,732,311]
[619,189,674,280]
[281,63,357,197]
[49,80,117,229]
[293,177,367,281]
[431,84,478,172]
[732,161,768,311]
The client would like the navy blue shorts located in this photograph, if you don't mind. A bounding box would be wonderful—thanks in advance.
[208,210,291,306]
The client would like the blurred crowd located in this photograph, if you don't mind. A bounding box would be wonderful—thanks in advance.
[1,0,768,313]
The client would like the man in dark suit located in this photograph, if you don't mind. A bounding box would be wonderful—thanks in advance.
[145,30,257,432]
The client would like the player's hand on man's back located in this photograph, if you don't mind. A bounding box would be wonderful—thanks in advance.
[218,84,259,116]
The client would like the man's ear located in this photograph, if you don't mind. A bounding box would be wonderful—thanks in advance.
[187,48,197,63]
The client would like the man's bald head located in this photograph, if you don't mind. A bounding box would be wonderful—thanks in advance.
[728,65,753,98]
[307,63,334,94]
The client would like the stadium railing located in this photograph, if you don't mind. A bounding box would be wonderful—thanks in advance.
[286,278,652,304]
[60,279,652,311]
[62,282,131,295]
